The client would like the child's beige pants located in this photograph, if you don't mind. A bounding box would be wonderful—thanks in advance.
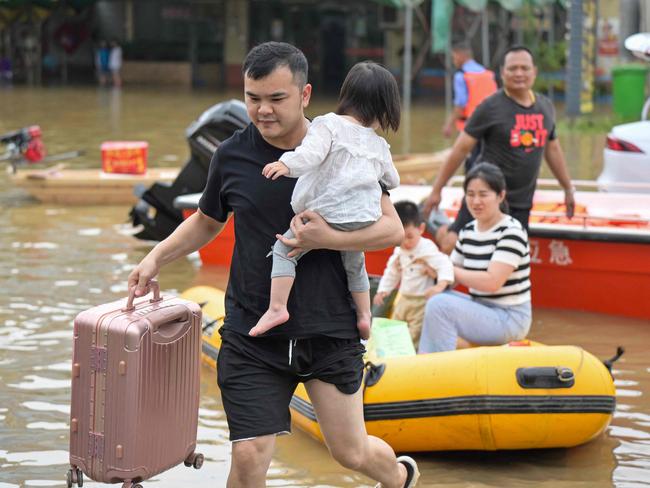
[392,294,427,347]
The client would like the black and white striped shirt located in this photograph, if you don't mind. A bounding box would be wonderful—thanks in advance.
[451,216,531,306]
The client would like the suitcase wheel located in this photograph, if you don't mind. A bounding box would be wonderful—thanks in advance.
[184,452,204,470]
[121,482,142,488]
[66,468,83,487]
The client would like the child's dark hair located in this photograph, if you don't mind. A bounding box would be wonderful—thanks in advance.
[243,42,308,88]
[336,61,400,132]
[394,200,422,227]
[464,162,509,213]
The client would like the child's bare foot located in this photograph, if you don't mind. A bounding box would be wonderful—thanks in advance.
[249,305,290,336]
[357,312,372,340]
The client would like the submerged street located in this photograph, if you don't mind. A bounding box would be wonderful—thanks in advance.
[1,86,648,487]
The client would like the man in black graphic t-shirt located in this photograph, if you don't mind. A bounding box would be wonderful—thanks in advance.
[423,46,575,254]
[128,43,420,488]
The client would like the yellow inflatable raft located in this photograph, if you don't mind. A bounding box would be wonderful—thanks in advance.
[182,286,618,452]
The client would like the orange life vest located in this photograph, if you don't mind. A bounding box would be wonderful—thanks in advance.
[455,70,498,131]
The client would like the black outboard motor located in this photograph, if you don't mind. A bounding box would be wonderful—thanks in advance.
[1,125,46,172]
[129,99,249,241]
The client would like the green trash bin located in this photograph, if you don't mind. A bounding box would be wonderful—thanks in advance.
[612,64,649,120]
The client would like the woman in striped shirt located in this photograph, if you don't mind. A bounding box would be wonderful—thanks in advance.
[418,162,532,353]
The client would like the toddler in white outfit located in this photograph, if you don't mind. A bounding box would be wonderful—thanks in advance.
[249,61,401,339]
[374,201,454,347]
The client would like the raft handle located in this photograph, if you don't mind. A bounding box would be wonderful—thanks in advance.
[516,366,575,389]
[603,346,625,376]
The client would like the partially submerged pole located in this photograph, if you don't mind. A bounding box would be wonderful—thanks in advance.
[402,0,413,154]
[481,7,489,66]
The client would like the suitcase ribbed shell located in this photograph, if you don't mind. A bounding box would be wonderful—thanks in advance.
[69,288,202,485]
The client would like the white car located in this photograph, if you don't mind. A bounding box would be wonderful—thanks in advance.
[598,117,650,193]
[625,32,650,62]
[599,34,650,193]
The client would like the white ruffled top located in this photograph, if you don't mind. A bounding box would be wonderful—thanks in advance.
[280,112,400,224]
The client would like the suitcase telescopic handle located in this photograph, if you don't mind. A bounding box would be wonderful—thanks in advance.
[124,280,162,312]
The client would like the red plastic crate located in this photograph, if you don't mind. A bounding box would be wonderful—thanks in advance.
[101,141,148,175]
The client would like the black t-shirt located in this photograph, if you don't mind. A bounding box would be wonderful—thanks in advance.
[198,123,358,339]
[464,89,557,209]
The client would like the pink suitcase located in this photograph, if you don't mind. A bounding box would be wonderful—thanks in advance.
[67,282,203,488]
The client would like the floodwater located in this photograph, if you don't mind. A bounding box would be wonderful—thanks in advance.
[1,86,649,487]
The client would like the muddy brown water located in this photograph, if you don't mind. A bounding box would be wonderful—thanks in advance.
[1,86,648,487]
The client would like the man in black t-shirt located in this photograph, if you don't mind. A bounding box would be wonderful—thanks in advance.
[128,42,419,488]
[423,46,575,254]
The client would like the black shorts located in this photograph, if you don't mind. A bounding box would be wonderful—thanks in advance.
[216,327,365,441]
[449,200,531,233]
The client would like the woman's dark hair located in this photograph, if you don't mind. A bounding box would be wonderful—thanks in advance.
[464,162,509,213]
[394,200,422,227]
[242,42,308,88]
[336,61,401,132]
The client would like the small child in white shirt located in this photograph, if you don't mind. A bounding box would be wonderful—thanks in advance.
[374,201,454,346]
[249,61,401,339]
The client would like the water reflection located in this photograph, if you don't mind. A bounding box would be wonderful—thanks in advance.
[0,86,647,487]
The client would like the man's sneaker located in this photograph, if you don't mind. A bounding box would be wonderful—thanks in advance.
[374,455,420,488]
[397,456,420,487]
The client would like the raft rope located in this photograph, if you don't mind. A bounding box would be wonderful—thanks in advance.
[603,346,625,377]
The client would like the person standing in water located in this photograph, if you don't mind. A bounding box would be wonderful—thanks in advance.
[128,42,419,488]
[423,46,574,254]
